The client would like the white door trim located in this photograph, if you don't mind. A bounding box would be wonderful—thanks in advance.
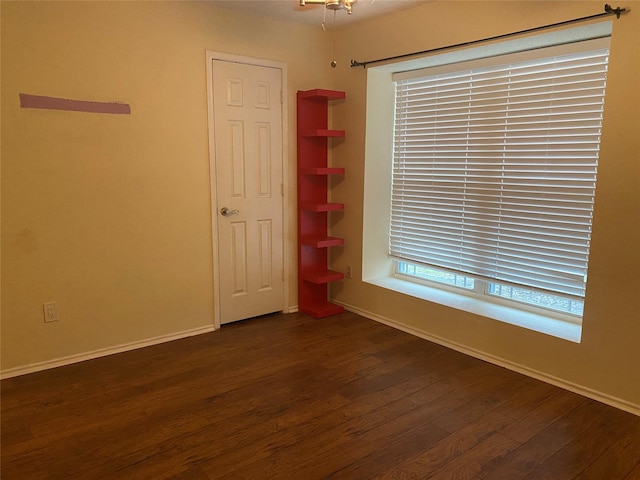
[206,51,290,330]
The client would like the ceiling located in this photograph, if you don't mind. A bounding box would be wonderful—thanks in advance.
[211,0,428,27]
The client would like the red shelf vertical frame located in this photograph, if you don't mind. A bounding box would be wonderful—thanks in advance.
[297,89,346,318]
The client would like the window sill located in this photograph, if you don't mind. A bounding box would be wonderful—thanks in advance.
[365,276,582,343]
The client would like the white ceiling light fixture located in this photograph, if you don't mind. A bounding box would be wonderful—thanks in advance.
[300,0,357,15]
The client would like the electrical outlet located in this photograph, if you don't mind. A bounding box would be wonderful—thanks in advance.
[43,302,60,323]
[345,265,352,279]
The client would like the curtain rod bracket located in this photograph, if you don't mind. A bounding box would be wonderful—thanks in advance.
[350,4,627,68]
[604,3,625,18]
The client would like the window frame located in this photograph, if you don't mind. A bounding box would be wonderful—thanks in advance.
[361,22,613,343]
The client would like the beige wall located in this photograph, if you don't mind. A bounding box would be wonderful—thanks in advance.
[330,1,640,409]
[1,1,331,370]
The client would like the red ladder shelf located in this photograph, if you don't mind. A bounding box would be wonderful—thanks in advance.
[297,89,346,318]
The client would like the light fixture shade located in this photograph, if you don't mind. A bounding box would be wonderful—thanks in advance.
[331,0,355,14]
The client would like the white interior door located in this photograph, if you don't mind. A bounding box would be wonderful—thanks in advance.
[212,59,284,325]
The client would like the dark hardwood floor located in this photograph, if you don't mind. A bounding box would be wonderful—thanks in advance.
[2,311,639,479]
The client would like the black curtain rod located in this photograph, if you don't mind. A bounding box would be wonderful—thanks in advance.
[350,4,626,68]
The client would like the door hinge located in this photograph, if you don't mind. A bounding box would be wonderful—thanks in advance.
[281,183,284,197]
[280,91,284,105]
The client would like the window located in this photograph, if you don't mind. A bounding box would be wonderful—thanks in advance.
[396,261,585,316]
[390,39,609,319]
[362,24,613,341]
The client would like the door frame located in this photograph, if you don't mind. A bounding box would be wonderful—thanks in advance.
[206,51,290,330]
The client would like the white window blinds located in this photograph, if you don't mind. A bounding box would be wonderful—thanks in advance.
[390,41,610,298]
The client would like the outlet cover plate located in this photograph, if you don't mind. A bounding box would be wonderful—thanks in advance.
[43,302,60,323]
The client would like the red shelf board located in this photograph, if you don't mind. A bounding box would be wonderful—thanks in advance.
[301,302,345,319]
[301,167,345,176]
[303,129,345,138]
[298,89,346,100]
[301,236,345,248]
[301,269,345,284]
[301,202,344,212]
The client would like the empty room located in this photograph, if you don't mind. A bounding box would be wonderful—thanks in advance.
[2,1,639,478]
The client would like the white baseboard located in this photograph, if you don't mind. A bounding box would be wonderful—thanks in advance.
[0,324,217,380]
[336,300,640,417]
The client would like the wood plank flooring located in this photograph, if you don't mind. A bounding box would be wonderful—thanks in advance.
[2,311,639,479]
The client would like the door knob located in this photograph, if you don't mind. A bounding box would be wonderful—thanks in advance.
[220,207,239,217]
